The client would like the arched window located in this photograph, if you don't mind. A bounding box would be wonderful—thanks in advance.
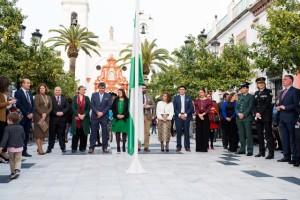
[71,12,78,26]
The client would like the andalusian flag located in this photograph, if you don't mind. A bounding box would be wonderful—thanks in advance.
[127,0,144,156]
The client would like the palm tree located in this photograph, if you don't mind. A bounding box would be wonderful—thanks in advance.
[45,25,100,77]
[117,39,173,76]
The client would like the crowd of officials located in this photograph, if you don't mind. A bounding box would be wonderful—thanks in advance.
[1,74,300,179]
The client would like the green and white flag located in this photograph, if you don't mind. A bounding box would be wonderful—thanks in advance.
[127,0,144,156]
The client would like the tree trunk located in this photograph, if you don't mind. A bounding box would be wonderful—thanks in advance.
[69,57,76,77]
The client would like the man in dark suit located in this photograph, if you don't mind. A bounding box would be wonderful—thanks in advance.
[14,79,34,157]
[46,87,69,153]
[253,77,274,159]
[277,75,300,164]
[173,85,194,152]
[218,93,229,149]
[89,82,112,153]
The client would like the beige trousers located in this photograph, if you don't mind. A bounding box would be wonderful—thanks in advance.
[8,152,22,173]
[144,115,151,149]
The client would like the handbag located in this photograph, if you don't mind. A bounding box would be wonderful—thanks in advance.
[213,115,220,123]
[37,119,49,133]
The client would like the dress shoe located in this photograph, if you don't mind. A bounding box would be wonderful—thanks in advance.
[138,148,141,152]
[144,148,150,152]
[103,149,109,153]
[277,158,291,162]
[176,148,181,152]
[46,149,52,153]
[246,152,253,156]
[235,151,245,155]
[265,154,274,159]
[88,148,94,153]
[72,150,76,153]
[122,146,126,152]
[289,160,296,165]
[255,152,265,157]
[62,149,66,153]
[293,161,300,167]
[185,148,191,152]
[22,152,32,157]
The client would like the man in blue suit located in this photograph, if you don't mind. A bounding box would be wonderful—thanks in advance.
[89,82,112,153]
[14,79,34,157]
[173,85,194,152]
[277,75,300,164]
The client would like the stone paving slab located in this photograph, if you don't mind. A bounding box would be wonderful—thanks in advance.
[0,135,299,200]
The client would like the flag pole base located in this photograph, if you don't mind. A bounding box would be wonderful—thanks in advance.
[126,156,146,174]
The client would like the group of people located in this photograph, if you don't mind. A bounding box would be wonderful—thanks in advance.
[218,75,300,168]
[1,74,300,179]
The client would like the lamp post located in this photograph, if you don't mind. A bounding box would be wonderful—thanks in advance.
[211,40,220,56]
[31,29,43,44]
[18,25,26,40]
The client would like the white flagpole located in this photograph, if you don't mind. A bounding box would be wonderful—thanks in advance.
[127,0,146,174]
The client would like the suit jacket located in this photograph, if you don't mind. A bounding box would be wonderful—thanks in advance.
[143,93,155,120]
[50,95,69,123]
[90,92,112,120]
[278,86,300,124]
[14,89,34,121]
[173,94,194,121]
[253,88,273,122]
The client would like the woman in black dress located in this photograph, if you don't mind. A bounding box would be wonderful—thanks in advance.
[194,88,212,152]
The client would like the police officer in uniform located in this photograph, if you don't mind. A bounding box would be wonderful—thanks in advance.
[253,77,274,159]
[236,82,254,156]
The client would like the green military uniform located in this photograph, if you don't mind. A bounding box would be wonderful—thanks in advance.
[236,84,254,155]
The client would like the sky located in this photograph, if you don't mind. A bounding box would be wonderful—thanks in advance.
[16,0,233,52]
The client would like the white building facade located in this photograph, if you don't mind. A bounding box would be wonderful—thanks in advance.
[206,0,280,101]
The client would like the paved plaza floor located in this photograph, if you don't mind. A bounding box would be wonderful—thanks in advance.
[0,134,299,200]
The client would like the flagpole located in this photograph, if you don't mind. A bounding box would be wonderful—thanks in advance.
[127,0,146,174]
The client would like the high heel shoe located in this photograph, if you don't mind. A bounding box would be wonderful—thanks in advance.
[161,142,164,152]
[166,143,169,152]
[37,150,45,155]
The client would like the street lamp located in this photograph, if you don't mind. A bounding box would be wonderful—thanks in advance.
[198,28,207,39]
[31,29,43,44]
[18,25,26,40]
[211,40,220,56]
[141,24,146,34]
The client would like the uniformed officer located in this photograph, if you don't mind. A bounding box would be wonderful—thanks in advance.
[236,82,254,156]
[253,77,274,159]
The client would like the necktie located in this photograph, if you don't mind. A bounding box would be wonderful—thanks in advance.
[57,96,60,105]
[26,91,31,106]
[100,94,103,103]
[281,89,287,100]
[143,95,145,114]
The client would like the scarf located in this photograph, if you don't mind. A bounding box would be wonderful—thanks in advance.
[76,95,85,129]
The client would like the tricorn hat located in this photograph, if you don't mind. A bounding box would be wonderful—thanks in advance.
[255,77,266,83]
[240,82,250,89]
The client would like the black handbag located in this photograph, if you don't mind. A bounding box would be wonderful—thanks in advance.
[213,115,220,122]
